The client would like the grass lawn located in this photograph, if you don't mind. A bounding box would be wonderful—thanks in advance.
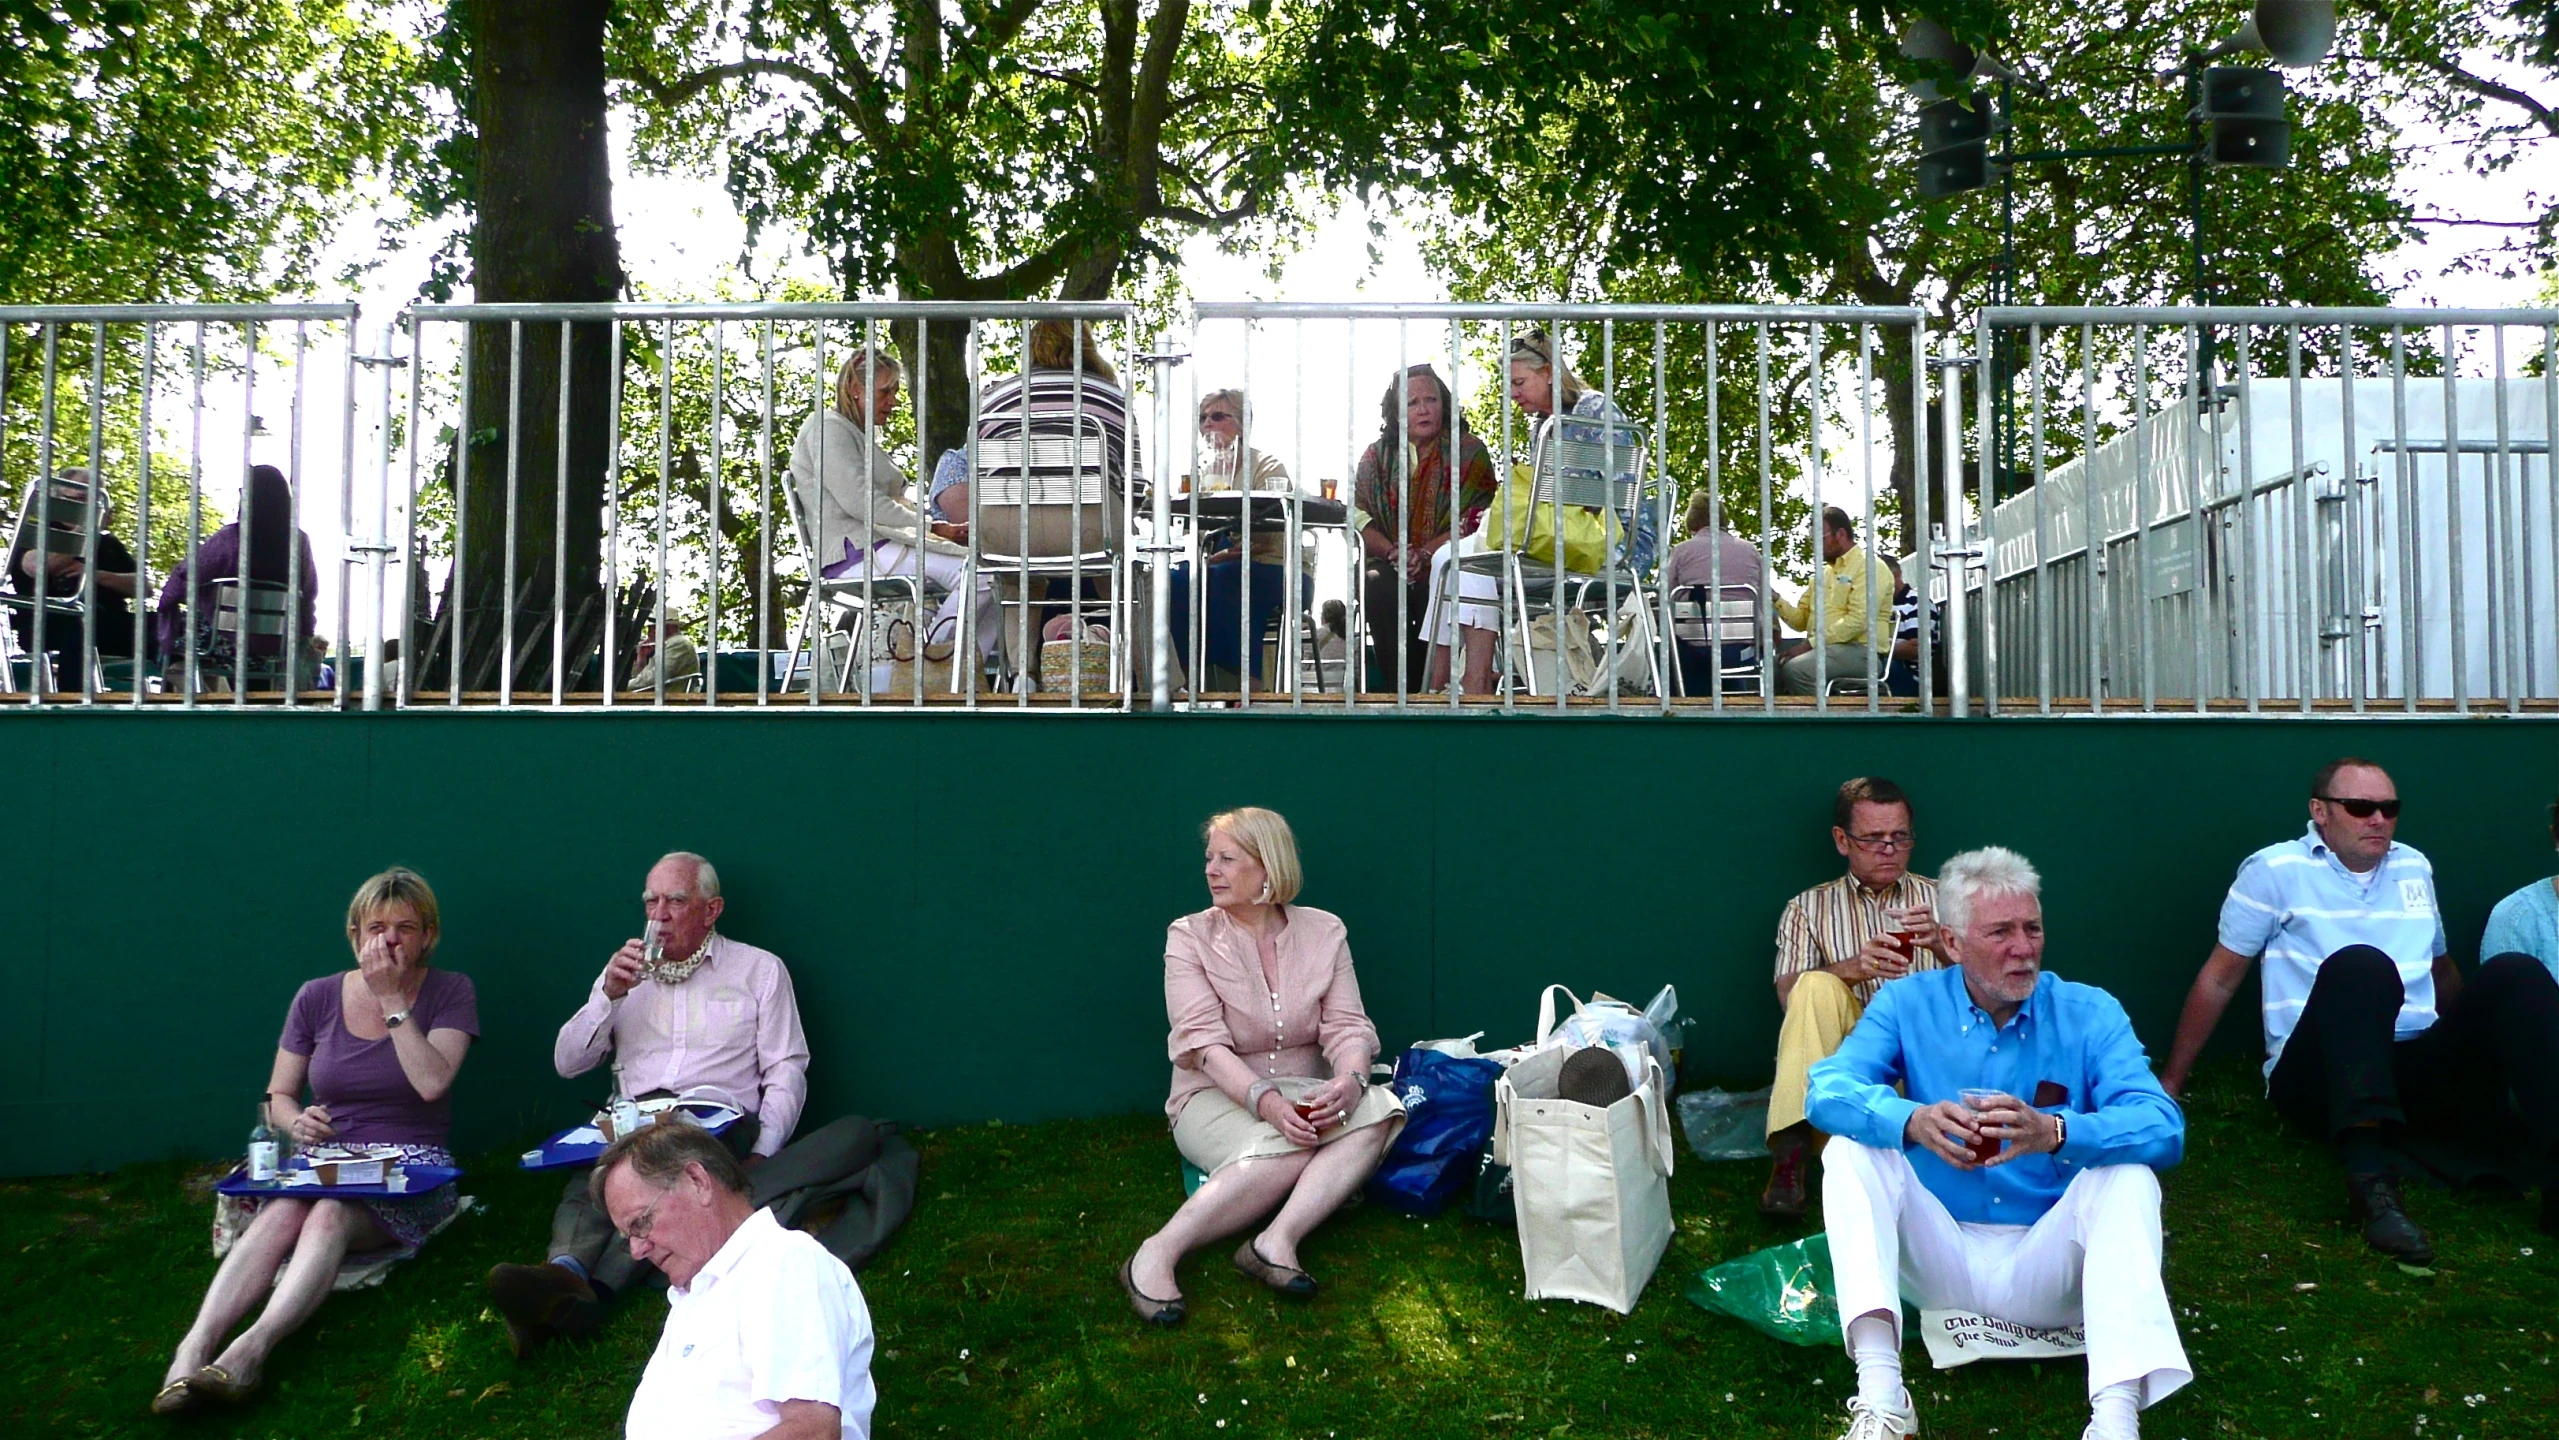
[4,1059,2552,1440]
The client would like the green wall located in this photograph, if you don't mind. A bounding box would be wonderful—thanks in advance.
[4,709,2553,1178]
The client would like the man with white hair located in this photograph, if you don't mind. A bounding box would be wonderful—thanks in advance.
[1807,846,2189,1440]
[487,851,812,1355]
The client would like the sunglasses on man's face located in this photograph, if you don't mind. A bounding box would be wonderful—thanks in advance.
[2319,795,2401,820]
[1200,410,1237,423]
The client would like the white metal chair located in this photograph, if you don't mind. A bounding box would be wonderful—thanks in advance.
[1670,583,1770,699]
[972,432,1126,693]
[3,475,107,693]
[196,579,298,692]
[776,472,953,696]
[1446,411,1662,697]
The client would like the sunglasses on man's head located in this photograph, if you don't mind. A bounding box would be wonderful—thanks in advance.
[2319,795,2401,820]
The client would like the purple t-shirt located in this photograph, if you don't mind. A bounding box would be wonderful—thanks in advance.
[279,969,479,1146]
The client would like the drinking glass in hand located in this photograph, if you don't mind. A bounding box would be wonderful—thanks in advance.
[1958,1088,2004,1164]
[641,918,666,981]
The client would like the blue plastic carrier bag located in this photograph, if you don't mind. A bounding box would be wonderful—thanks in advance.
[1365,1045,1505,1216]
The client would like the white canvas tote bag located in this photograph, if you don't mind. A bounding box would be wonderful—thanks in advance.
[1493,1044,1676,1314]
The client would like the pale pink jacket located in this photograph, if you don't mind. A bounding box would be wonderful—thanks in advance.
[1163,904,1381,1122]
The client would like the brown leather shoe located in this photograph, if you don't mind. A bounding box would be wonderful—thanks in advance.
[1119,1255,1187,1326]
[183,1362,262,1405]
[487,1262,604,1357]
[1760,1127,1811,1219]
[1233,1239,1318,1296]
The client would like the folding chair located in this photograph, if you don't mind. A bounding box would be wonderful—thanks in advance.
[1446,411,1662,697]
[3,474,108,694]
[973,430,1125,693]
[1670,583,1769,699]
[198,579,297,692]
[777,472,951,696]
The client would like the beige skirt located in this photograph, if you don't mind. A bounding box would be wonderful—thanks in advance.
[1173,1076,1407,1176]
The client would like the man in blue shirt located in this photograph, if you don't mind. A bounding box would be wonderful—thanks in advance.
[1809,846,2188,1440]
[2162,757,2559,1264]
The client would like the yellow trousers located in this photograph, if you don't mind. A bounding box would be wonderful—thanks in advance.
[1767,970,1864,1136]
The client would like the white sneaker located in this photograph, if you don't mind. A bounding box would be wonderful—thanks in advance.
[1839,1393,1920,1439]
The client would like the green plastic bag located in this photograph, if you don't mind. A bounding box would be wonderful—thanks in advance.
[1684,1232,1842,1347]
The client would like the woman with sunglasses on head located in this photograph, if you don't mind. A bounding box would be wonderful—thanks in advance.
[1419,331,1658,694]
[1164,389,1302,691]
[2481,791,2559,982]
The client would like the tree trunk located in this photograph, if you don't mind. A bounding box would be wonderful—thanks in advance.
[430,0,623,694]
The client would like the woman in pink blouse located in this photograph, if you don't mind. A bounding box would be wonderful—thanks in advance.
[1119,807,1405,1325]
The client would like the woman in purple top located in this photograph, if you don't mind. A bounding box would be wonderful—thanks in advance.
[153,463,321,666]
[153,867,478,1415]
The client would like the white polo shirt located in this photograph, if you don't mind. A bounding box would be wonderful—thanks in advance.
[2217,823,2447,1077]
[627,1207,877,1440]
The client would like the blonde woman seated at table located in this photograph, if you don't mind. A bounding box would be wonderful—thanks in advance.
[154,867,478,1414]
[1121,807,1405,1325]
[787,349,1000,669]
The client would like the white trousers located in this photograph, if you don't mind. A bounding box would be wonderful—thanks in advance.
[1823,1141,2192,1408]
[1420,532,1502,645]
[833,540,1000,657]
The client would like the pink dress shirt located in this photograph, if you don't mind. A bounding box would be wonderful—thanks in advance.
[1163,904,1382,1123]
[553,933,811,1156]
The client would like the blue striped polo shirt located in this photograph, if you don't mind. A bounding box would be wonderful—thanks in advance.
[2217,822,2446,1077]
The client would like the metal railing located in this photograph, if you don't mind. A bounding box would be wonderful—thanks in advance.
[1958,307,2559,715]
[0,304,358,708]
[4,300,2554,716]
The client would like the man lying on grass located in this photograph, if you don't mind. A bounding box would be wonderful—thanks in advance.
[1808,846,2190,1440]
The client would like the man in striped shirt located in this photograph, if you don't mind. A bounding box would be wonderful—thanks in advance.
[2163,757,2559,1262]
[1762,776,1947,1218]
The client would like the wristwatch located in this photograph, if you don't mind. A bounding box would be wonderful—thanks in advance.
[384,1008,413,1029]
[2050,1110,2069,1151]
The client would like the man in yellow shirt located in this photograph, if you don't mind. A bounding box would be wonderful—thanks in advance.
[1774,507,1892,695]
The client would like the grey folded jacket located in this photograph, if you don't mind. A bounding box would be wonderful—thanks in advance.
[749,1114,921,1274]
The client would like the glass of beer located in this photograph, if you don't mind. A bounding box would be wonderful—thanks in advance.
[1875,909,1916,972]
[1958,1088,2004,1164]
[1320,476,1339,501]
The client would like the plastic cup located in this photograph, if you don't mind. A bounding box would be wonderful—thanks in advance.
[1959,1088,2004,1163]
[1320,477,1339,501]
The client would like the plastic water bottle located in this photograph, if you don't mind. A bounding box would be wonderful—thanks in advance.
[247,1096,280,1183]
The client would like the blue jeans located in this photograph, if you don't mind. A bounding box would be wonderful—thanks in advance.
[1167,558,1298,682]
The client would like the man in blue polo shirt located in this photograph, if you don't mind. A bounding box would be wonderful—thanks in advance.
[2162,756,2559,1263]
[1809,846,2188,1440]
